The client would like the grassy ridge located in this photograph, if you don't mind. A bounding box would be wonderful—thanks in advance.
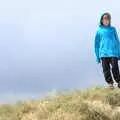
[1,86,120,120]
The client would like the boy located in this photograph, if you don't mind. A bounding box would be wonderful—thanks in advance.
[94,12,120,89]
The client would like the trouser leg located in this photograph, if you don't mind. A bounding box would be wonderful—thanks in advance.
[101,57,113,84]
[110,57,120,83]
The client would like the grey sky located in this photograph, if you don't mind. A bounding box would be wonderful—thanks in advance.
[0,0,120,102]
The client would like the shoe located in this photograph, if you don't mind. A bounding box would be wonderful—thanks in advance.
[118,81,120,88]
[108,83,114,89]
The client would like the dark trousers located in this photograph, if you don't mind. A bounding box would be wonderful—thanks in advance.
[101,57,120,84]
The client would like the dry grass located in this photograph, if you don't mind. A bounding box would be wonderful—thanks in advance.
[1,86,120,120]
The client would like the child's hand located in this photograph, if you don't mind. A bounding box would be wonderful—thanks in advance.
[97,61,100,64]
[96,58,100,64]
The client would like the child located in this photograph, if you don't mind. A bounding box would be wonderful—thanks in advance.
[94,12,120,89]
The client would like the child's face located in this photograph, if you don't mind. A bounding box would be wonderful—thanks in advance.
[102,15,110,26]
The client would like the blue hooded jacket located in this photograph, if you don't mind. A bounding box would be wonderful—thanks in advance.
[94,23,120,63]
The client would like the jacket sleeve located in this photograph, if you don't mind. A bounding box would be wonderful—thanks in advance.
[114,28,120,59]
[94,31,100,63]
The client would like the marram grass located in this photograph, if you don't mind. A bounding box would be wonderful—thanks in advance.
[1,86,120,120]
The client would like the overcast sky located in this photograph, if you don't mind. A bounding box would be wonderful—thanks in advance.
[0,0,120,102]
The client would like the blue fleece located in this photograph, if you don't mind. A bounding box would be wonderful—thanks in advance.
[94,25,120,63]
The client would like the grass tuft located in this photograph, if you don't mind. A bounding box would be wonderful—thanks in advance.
[0,86,120,120]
